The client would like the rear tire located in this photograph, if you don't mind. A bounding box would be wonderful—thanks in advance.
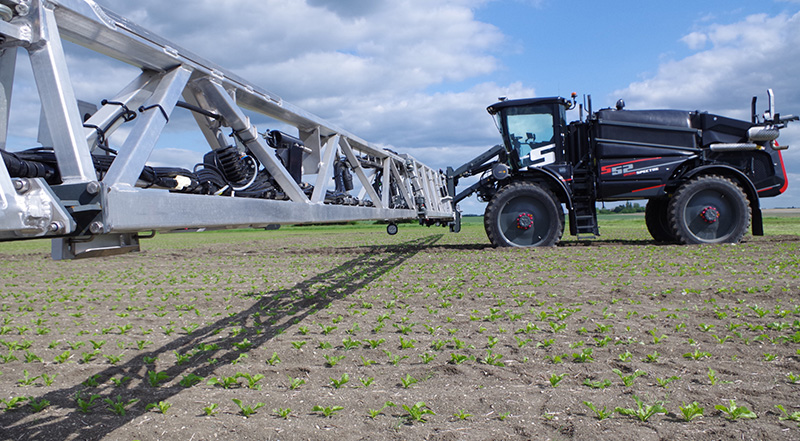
[484,182,564,247]
[668,175,750,244]
[645,198,676,243]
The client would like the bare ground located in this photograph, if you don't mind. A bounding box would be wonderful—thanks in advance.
[0,226,799,440]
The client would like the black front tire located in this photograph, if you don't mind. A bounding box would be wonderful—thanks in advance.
[668,175,750,244]
[645,197,676,243]
[484,182,564,247]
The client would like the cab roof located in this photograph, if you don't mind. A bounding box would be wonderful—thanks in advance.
[487,97,570,115]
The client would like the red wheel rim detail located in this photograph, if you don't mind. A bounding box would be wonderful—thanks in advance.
[516,213,534,230]
[700,206,720,224]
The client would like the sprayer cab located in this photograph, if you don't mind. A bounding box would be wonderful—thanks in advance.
[487,97,572,171]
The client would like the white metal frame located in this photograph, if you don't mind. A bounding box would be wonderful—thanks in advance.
[0,0,454,258]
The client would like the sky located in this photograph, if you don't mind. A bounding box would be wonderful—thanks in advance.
[5,0,800,214]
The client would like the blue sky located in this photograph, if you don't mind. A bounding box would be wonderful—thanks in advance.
[473,1,797,98]
[6,0,800,215]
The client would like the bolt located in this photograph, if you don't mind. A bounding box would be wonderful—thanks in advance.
[48,222,63,234]
[12,179,29,194]
[89,221,104,234]
[15,4,29,16]
[86,181,101,195]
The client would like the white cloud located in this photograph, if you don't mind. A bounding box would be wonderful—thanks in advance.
[98,0,504,100]
[680,32,708,50]
[617,12,800,116]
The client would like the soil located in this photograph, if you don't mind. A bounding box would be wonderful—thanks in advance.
[0,226,799,440]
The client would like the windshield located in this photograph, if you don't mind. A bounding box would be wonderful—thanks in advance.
[504,104,556,168]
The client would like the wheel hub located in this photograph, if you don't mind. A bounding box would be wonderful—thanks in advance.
[700,206,720,224]
[516,213,534,230]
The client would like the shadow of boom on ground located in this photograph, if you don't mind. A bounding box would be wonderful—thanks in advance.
[0,234,443,441]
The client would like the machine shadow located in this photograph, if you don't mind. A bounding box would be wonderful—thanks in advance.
[0,234,443,441]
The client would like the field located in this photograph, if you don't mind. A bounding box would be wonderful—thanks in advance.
[1,213,800,440]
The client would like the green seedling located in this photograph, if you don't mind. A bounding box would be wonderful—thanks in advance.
[291,341,307,350]
[683,350,711,360]
[110,376,132,387]
[146,401,171,414]
[342,337,361,350]
[420,353,436,364]
[536,338,554,348]
[75,393,101,413]
[329,373,349,389]
[179,374,203,387]
[17,370,40,386]
[549,373,567,387]
[207,376,239,389]
[583,401,613,420]
[384,350,408,366]
[450,353,469,365]
[104,354,124,365]
[572,348,593,363]
[237,372,265,390]
[80,350,100,364]
[53,350,71,364]
[319,324,337,335]
[203,403,219,416]
[266,352,281,366]
[288,376,306,390]
[232,338,253,351]
[23,351,42,363]
[146,370,169,387]
[135,340,153,350]
[273,407,292,419]
[775,405,800,425]
[707,367,727,385]
[365,338,385,349]
[402,401,435,423]
[679,401,704,421]
[173,351,192,365]
[359,376,374,387]
[786,372,800,384]
[643,351,660,363]
[399,337,416,349]
[715,400,757,420]
[583,378,612,389]
[232,399,264,418]
[656,376,680,388]
[41,373,57,386]
[453,409,472,420]
[29,398,50,413]
[393,323,415,334]
[104,395,138,416]
[612,368,646,387]
[2,396,28,411]
[615,395,667,422]
[367,401,396,419]
[324,354,345,367]
[400,373,418,389]
[82,374,101,387]
[312,405,343,418]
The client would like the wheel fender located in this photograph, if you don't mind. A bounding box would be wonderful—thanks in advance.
[678,165,763,235]
[515,168,573,212]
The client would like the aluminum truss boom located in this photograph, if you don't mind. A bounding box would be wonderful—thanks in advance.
[0,0,455,259]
